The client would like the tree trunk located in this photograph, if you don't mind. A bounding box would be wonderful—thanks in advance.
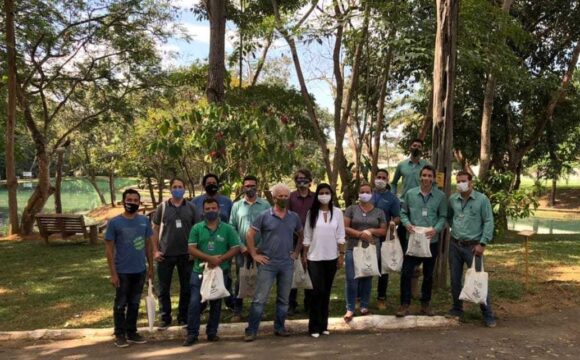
[146,176,157,206]
[453,148,475,176]
[109,171,116,207]
[88,175,107,205]
[479,0,514,181]
[271,0,332,183]
[20,152,53,234]
[550,179,557,207]
[251,32,273,86]
[4,0,20,234]
[431,0,459,289]
[54,149,65,213]
[371,48,393,180]
[157,176,164,204]
[418,90,433,141]
[206,0,226,103]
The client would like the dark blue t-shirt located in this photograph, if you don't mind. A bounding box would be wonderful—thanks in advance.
[105,214,153,274]
[251,209,302,266]
[372,189,401,221]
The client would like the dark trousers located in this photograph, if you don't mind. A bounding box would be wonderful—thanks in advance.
[307,259,337,334]
[113,272,146,337]
[449,241,494,320]
[157,254,192,324]
[376,240,389,300]
[400,242,439,305]
[187,271,229,337]
[289,288,313,311]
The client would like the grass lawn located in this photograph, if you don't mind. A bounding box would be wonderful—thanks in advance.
[1,232,579,331]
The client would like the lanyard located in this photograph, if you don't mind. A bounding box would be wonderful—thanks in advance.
[460,197,471,212]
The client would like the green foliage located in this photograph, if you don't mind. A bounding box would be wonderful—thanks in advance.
[474,170,539,238]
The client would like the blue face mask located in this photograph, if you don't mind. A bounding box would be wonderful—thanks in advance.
[205,211,219,221]
[171,188,185,199]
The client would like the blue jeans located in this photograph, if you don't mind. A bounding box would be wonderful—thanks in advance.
[186,271,230,337]
[113,272,146,337]
[345,249,372,312]
[400,242,439,305]
[449,241,494,320]
[245,261,294,335]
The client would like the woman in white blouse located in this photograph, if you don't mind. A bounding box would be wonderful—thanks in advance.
[303,183,346,338]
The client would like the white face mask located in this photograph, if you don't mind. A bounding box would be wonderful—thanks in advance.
[359,193,373,203]
[457,182,470,193]
[374,179,387,190]
[317,194,331,204]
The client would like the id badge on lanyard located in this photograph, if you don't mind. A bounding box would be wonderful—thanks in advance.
[422,207,428,217]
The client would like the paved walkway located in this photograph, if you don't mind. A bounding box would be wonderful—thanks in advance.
[1,307,578,359]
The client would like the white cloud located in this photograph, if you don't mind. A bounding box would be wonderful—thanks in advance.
[172,0,201,9]
[182,22,236,50]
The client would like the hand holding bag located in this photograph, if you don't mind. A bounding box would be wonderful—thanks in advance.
[237,258,258,298]
[406,226,433,258]
[292,257,313,289]
[200,265,230,303]
[381,228,404,273]
[459,257,489,305]
[353,241,380,279]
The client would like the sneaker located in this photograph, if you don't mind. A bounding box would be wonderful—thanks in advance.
[114,335,129,348]
[274,329,291,337]
[420,303,434,316]
[182,335,198,346]
[322,331,330,336]
[485,318,497,328]
[127,333,147,344]
[158,321,171,331]
[310,333,320,338]
[244,333,257,342]
[395,305,410,318]
[207,334,220,342]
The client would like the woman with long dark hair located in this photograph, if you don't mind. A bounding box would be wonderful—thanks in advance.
[303,183,345,338]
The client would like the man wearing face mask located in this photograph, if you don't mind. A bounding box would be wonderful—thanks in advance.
[105,189,154,347]
[229,175,271,322]
[183,198,241,346]
[192,173,233,223]
[153,178,199,330]
[244,183,303,341]
[397,165,447,317]
[447,171,496,327]
[371,169,401,310]
[288,169,315,316]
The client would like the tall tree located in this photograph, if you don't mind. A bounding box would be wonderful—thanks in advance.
[3,0,20,234]
[205,0,227,103]
[431,0,459,287]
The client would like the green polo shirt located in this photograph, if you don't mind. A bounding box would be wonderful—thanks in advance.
[448,190,494,245]
[400,186,448,243]
[188,221,240,273]
[391,158,431,197]
[229,197,271,248]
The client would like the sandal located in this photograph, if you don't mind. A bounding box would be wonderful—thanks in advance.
[343,311,354,323]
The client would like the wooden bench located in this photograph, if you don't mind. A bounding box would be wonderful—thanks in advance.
[35,214,103,245]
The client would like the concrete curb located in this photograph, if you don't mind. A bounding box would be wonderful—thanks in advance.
[0,315,458,342]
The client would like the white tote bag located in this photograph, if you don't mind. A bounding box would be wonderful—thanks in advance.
[200,265,230,303]
[459,257,488,305]
[292,258,313,289]
[145,279,156,331]
[406,226,432,258]
[353,241,380,279]
[237,260,258,299]
[381,229,404,274]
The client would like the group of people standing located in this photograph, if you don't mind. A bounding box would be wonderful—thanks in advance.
[104,138,496,348]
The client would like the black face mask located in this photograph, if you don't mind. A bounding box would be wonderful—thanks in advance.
[205,184,219,196]
[245,187,257,198]
[411,148,422,157]
[124,202,139,214]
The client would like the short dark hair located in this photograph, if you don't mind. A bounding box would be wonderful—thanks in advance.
[202,173,219,186]
[420,165,436,177]
[202,197,219,208]
[170,177,185,187]
[243,175,258,185]
[122,188,141,201]
[456,171,473,181]
[411,138,424,146]
[294,169,312,181]
[376,168,389,177]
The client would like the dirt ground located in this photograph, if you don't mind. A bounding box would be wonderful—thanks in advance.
[2,306,578,360]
